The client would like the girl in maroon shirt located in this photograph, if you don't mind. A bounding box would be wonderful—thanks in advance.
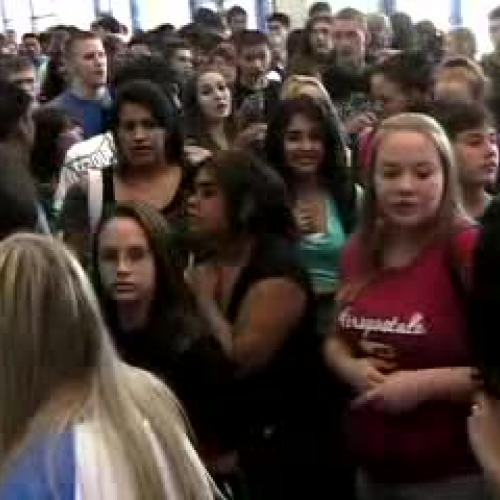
[325,113,492,499]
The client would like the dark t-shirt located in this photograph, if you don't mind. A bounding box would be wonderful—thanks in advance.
[233,79,281,124]
[107,309,233,445]
[337,227,480,483]
[219,236,336,496]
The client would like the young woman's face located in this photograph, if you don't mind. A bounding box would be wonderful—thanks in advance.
[374,131,445,230]
[196,71,232,121]
[283,113,325,177]
[117,102,167,168]
[97,217,156,305]
[454,126,499,188]
[188,167,229,239]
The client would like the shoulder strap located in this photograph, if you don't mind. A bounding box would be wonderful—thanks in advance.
[87,170,103,234]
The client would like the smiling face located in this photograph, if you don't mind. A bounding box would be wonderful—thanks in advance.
[196,71,232,122]
[283,113,325,178]
[374,130,445,230]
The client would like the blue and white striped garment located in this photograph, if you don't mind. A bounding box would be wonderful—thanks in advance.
[0,422,184,499]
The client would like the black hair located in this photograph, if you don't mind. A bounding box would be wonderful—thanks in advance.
[233,30,270,52]
[286,29,306,59]
[193,8,225,33]
[489,6,500,21]
[469,196,500,396]
[178,24,224,54]
[0,146,38,238]
[92,15,121,34]
[0,79,32,141]
[31,106,76,184]
[389,12,416,51]
[22,32,39,41]
[162,36,192,63]
[227,5,247,21]
[109,79,184,167]
[111,54,179,101]
[432,99,495,141]
[200,150,297,239]
[370,51,433,111]
[265,95,356,234]
[0,55,34,80]
[267,12,291,29]
[308,2,332,18]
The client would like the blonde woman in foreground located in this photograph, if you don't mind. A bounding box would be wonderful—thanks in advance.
[0,234,215,500]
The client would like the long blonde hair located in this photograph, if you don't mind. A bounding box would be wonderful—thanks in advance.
[359,113,466,273]
[0,234,214,499]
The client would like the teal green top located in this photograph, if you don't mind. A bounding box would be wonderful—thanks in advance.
[297,197,347,295]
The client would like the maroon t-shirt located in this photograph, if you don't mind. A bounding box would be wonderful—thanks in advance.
[337,226,479,483]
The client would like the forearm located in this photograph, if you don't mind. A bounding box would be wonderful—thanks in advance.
[419,367,476,403]
[324,336,357,382]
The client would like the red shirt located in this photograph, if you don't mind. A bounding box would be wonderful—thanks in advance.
[337,226,479,483]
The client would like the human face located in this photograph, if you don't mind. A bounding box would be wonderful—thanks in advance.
[238,43,272,84]
[434,69,474,102]
[21,36,41,60]
[268,21,288,41]
[197,71,231,122]
[170,48,194,81]
[454,127,499,188]
[98,217,156,304]
[9,67,37,100]
[310,20,333,56]
[70,38,107,89]
[490,18,500,50]
[284,113,325,177]
[229,13,247,34]
[212,55,237,86]
[332,18,367,68]
[374,131,445,230]
[371,74,409,119]
[117,103,166,168]
[188,167,229,238]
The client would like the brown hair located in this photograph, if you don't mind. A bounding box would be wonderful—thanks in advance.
[358,113,465,273]
[63,29,101,60]
[334,7,367,30]
[436,56,489,101]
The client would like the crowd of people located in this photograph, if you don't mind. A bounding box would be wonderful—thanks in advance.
[1,3,500,499]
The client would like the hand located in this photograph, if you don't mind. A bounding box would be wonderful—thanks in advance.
[345,113,377,135]
[184,145,212,165]
[294,203,316,234]
[184,259,219,301]
[468,392,500,482]
[234,123,267,149]
[346,357,389,395]
[352,370,432,414]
